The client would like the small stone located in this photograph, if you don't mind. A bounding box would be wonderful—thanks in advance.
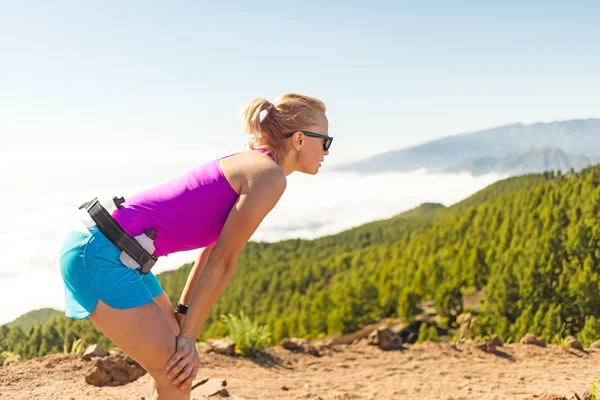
[588,340,600,349]
[281,338,308,350]
[582,390,592,400]
[209,339,235,356]
[564,336,584,351]
[520,333,547,347]
[479,335,503,353]
[566,391,581,400]
[81,344,109,361]
[191,379,228,398]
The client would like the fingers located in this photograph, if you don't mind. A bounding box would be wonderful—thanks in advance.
[166,352,191,380]
[172,364,196,387]
[179,373,196,390]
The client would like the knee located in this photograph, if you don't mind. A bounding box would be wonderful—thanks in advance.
[147,367,191,399]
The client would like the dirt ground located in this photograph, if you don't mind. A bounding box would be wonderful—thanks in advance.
[0,341,598,400]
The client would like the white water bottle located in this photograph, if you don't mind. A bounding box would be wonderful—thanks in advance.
[80,196,123,228]
[119,228,157,270]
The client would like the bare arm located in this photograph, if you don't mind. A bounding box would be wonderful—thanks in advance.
[179,166,286,339]
[174,244,215,326]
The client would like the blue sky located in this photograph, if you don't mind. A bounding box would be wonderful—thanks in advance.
[1,1,598,159]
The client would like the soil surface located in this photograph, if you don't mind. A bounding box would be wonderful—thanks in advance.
[0,341,597,400]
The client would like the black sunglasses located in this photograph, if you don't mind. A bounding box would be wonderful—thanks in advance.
[283,131,333,151]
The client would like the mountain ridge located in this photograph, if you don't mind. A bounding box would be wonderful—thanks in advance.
[334,118,600,173]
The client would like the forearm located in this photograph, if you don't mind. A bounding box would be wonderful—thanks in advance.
[180,255,235,339]
[179,245,214,305]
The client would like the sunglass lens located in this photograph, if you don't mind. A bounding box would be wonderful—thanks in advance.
[324,138,332,151]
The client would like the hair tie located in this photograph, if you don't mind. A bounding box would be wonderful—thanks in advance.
[266,103,274,112]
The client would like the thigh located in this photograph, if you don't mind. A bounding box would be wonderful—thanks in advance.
[153,291,181,335]
[89,299,189,399]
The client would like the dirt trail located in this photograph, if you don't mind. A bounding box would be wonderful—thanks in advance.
[1,342,598,400]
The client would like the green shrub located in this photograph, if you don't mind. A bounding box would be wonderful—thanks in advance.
[1,351,22,366]
[221,312,271,357]
[416,323,440,343]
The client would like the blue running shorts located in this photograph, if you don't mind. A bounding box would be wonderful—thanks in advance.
[59,225,164,319]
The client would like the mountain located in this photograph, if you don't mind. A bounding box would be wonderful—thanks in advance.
[447,146,600,176]
[6,308,63,331]
[334,118,600,173]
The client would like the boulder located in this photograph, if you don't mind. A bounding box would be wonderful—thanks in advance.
[85,348,146,386]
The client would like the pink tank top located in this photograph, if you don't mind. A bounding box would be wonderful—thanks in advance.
[112,149,274,257]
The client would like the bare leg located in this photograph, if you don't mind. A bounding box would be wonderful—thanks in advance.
[89,299,190,400]
[149,293,182,400]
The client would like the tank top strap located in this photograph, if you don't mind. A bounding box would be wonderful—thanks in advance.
[254,148,276,162]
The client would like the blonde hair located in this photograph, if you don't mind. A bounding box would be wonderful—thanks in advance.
[240,93,326,161]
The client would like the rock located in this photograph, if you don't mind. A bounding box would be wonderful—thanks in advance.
[367,328,403,350]
[303,344,321,357]
[280,338,321,356]
[564,336,584,351]
[209,339,235,356]
[588,340,600,349]
[198,343,215,354]
[191,378,228,397]
[520,333,547,347]
[82,344,109,361]
[281,338,307,350]
[191,376,210,390]
[479,335,503,353]
[581,390,592,400]
[85,348,146,386]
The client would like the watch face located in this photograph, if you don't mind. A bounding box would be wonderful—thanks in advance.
[176,303,189,314]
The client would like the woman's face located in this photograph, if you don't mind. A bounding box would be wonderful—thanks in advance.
[294,112,330,175]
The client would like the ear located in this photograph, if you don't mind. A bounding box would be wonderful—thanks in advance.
[291,132,303,151]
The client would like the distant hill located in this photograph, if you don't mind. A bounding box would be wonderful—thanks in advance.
[334,118,600,173]
[6,308,63,331]
[447,146,600,176]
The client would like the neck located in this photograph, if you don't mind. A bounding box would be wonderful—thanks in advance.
[278,154,296,176]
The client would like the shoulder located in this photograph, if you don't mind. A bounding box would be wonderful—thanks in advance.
[245,161,286,195]
[219,150,286,195]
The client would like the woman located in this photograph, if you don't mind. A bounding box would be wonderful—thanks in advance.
[59,93,332,400]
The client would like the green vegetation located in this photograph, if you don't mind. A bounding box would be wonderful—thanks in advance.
[7,308,63,331]
[591,380,599,400]
[416,323,440,343]
[4,166,600,362]
[0,351,21,366]
[221,312,271,356]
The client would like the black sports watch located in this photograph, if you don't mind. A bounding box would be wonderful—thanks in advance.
[175,302,188,315]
